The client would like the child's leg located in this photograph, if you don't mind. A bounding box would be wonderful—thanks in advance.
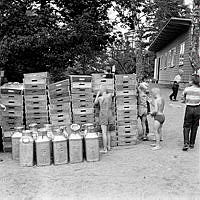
[152,120,161,150]
[159,125,163,141]
[107,130,111,150]
[141,115,147,139]
[101,125,108,152]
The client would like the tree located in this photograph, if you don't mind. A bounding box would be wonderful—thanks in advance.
[189,0,200,73]
[0,0,114,82]
[113,0,189,80]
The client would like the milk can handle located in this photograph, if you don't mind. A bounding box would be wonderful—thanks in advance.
[22,138,30,143]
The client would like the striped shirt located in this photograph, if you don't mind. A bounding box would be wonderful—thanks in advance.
[183,85,200,106]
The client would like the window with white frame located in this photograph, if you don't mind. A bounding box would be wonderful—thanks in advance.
[179,42,185,65]
[170,47,176,67]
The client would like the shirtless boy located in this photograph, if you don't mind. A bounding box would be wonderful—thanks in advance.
[94,86,114,153]
[150,88,165,150]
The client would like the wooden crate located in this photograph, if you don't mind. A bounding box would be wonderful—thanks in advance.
[71,88,92,94]
[49,79,70,90]
[2,116,23,123]
[72,108,94,115]
[1,120,23,130]
[50,113,71,121]
[50,116,71,126]
[116,135,137,146]
[25,99,47,107]
[73,114,94,124]
[71,82,92,89]
[3,141,12,152]
[72,93,93,100]
[117,104,137,111]
[0,94,23,103]
[115,74,136,85]
[26,116,49,126]
[2,109,23,117]
[48,90,70,99]
[116,90,136,97]
[117,109,137,116]
[0,98,23,106]
[70,75,92,83]
[25,105,47,112]
[115,84,136,91]
[72,100,92,109]
[24,83,46,90]
[49,102,71,111]
[24,89,47,96]
[26,110,48,118]
[49,107,71,115]
[24,72,49,78]
[24,95,47,101]
[49,96,71,104]
[117,119,138,126]
[1,88,23,95]
[116,97,137,106]
[117,125,138,136]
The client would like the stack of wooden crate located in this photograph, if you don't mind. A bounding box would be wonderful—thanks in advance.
[115,74,138,146]
[92,74,117,148]
[0,83,24,152]
[70,75,94,125]
[48,79,71,127]
[23,72,49,128]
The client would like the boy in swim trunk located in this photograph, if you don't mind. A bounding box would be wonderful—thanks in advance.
[150,88,165,150]
[94,86,114,153]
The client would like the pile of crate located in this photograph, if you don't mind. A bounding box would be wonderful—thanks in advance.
[115,74,138,146]
[91,74,117,147]
[23,72,49,128]
[0,83,24,152]
[48,79,71,127]
[70,75,94,125]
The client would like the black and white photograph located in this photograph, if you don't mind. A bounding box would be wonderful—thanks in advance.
[0,0,199,199]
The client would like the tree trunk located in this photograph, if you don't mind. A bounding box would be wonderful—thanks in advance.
[189,0,200,73]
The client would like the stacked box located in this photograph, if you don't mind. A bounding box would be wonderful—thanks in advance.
[0,71,4,85]
[23,72,49,128]
[115,74,138,146]
[0,83,24,152]
[92,74,114,94]
[70,75,94,125]
[48,79,71,127]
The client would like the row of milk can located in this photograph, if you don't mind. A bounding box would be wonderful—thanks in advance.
[11,123,100,167]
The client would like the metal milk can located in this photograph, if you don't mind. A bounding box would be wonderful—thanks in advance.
[12,126,24,160]
[19,130,34,167]
[68,124,83,164]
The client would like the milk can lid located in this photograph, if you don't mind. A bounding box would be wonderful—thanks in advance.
[70,124,80,132]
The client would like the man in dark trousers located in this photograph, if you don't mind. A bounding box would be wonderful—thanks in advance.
[182,74,200,151]
[170,69,184,101]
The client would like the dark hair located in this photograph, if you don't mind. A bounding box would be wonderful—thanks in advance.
[191,74,199,86]
[106,66,111,73]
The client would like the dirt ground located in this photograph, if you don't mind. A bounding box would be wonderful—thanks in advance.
[0,87,200,200]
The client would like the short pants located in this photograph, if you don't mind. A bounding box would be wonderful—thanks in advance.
[154,114,165,124]
[99,110,115,125]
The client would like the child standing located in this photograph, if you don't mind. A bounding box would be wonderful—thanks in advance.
[94,86,114,153]
[137,82,149,141]
[150,88,165,150]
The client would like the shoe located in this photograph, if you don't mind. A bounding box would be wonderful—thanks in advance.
[151,146,161,150]
[150,143,156,147]
[182,144,189,151]
[189,144,194,149]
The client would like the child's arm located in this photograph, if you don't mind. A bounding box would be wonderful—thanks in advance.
[0,104,6,111]
[94,91,100,105]
[150,99,158,116]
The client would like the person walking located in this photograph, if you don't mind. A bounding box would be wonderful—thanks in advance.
[182,74,200,151]
[169,69,184,101]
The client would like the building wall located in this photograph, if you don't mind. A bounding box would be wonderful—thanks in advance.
[155,28,193,84]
